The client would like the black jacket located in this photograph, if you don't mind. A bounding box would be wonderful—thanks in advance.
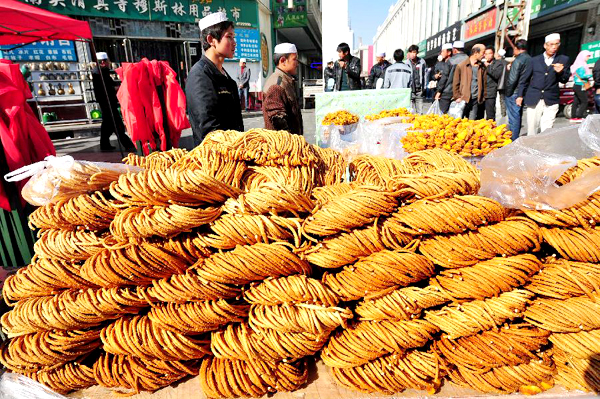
[437,52,468,99]
[485,59,504,99]
[367,60,391,89]
[92,67,119,116]
[523,54,570,107]
[594,60,600,89]
[434,60,449,81]
[505,52,531,98]
[186,55,244,146]
[334,56,362,91]
[324,66,335,81]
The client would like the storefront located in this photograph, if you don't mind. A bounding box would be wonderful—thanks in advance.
[424,21,462,66]
[463,6,498,51]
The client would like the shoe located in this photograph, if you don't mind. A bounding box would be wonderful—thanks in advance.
[100,144,116,151]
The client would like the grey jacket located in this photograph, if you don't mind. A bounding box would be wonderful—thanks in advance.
[405,57,427,93]
[237,67,251,88]
[383,62,413,89]
[437,52,469,99]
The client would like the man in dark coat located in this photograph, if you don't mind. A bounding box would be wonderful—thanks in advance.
[435,41,469,113]
[593,58,600,113]
[186,12,243,146]
[333,42,362,91]
[505,39,531,140]
[367,52,391,89]
[483,47,504,120]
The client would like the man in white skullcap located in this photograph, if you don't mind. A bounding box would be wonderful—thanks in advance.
[435,40,468,113]
[185,12,243,146]
[432,43,453,92]
[262,43,303,135]
[522,33,570,135]
[367,51,391,89]
[237,58,251,111]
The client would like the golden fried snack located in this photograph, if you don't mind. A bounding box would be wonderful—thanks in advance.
[195,243,311,285]
[33,228,105,262]
[433,324,550,373]
[211,322,327,363]
[0,329,100,373]
[554,348,600,392]
[384,195,508,236]
[448,358,555,394]
[526,258,600,299]
[244,275,339,306]
[110,169,240,207]
[322,110,359,126]
[80,241,188,287]
[101,315,211,361]
[349,155,408,186]
[322,319,438,368]
[419,217,541,268]
[313,146,347,186]
[248,303,353,335]
[389,171,481,203]
[323,250,434,301]
[2,257,97,304]
[330,350,442,394]
[242,165,318,193]
[28,191,119,231]
[94,353,199,395]
[203,214,301,250]
[365,107,412,121]
[525,192,600,228]
[550,329,600,359]
[171,150,247,189]
[354,285,450,322]
[110,204,222,240]
[311,182,358,206]
[155,232,213,263]
[431,254,542,300]
[23,360,96,395]
[303,186,398,237]
[1,287,147,336]
[556,156,600,185]
[402,148,479,176]
[147,300,249,335]
[223,182,315,217]
[199,356,307,399]
[524,294,600,332]
[122,148,188,170]
[425,289,534,339]
[541,226,600,263]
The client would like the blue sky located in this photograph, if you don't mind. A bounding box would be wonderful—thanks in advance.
[348,0,395,45]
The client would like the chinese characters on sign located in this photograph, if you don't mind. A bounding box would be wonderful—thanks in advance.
[0,40,77,62]
[464,7,497,41]
[272,0,307,28]
[425,21,461,58]
[234,28,260,61]
[581,40,600,67]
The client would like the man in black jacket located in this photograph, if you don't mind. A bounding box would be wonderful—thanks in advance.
[334,42,361,91]
[505,40,531,141]
[324,61,335,91]
[186,12,243,146]
[367,52,391,89]
[435,41,468,113]
[594,58,600,113]
[483,47,503,120]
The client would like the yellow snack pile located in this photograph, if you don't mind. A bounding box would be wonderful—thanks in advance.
[321,110,359,126]
[364,108,413,121]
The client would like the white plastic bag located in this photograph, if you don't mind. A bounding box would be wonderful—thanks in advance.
[0,372,66,399]
[479,115,600,210]
[318,123,359,149]
[426,100,443,116]
[448,101,465,119]
[360,118,411,159]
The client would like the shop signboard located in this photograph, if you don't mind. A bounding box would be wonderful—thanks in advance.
[581,40,600,67]
[18,0,258,26]
[417,39,426,59]
[234,28,260,61]
[531,0,586,18]
[425,21,461,58]
[272,0,307,28]
[464,7,497,42]
[0,40,77,62]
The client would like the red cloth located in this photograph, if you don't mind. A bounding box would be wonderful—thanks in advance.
[0,59,55,211]
[116,58,190,154]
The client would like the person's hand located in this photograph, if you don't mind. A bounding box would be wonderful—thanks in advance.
[338,60,346,68]
[455,98,463,103]
[507,63,512,71]
[596,88,600,95]
[553,63,564,73]
[435,73,441,79]
[435,92,441,100]
[516,97,523,107]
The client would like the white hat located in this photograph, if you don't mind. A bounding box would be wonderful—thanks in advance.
[96,52,108,60]
[545,33,560,43]
[199,12,228,32]
[442,43,453,51]
[498,49,506,57]
[274,43,297,54]
[453,40,465,49]
[377,52,385,57]
[240,58,247,63]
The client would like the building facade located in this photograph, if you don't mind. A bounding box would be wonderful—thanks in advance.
[321,0,354,65]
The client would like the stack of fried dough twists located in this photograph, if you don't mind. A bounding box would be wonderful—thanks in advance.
[1,128,599,398]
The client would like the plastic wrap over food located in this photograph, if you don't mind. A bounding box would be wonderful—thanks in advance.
[0,372,66,399]
[448,101,466,119]
[479,116,600,210]
[361,117,411,160]
[4,155,141,206]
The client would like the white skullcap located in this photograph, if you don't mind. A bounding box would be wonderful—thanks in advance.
[96,52,108,60]
[442,43,453,50]
[453,40,465,49]
[545,33,560,43]
[377,52,385,57]
[274,43,297,54]
[240,58,247,63]
[498,49,506,57]
[199,12,228,32]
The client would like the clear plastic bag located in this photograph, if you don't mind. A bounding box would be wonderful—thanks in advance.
[448,100,465,119]
[4,155,141,206]
[0,372,66,399]
[479,116,600,210]
[426,100,443,115]
[317,123,359,149]
[359,118,411,160]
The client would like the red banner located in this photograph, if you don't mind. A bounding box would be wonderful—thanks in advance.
[465,7,497,41]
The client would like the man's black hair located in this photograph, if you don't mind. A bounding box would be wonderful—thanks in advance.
[485,46,495,52]
[337,42,350,54]
[201,20,234,51]
[515,39,528,50]
[407,44,419,53]
[393,49,404,63]
[274,53,293,67]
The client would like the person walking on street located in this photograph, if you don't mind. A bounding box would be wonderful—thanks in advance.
[324,60,335,92]
[186,12,243,146]
[496,49,508,118]
[570,50,592,123]
[433,43,452,85]
[452,43,486,119]
[383,49,412,89]
[505,40,531,141]
[237,58,251,111]
[483,46,503,120]
[593,58,600,114]
[262,43,303,135]
[406,45,426,114]
[523,33,570,135]
[92,52,135,152]
[368,52,391,89]
[334,42,361,91]
[435,41,468,113]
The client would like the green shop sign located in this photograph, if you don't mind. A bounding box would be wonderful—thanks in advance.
[272,0,307,28]
[505,0,586,23]
[19,0,258,26]
[581,40,600,66]
[417,39,426,58]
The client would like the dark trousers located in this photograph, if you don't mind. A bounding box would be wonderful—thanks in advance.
[595,93,600,114]
[485,97,496,120]
[439,97,452,114]
[464,99,480,120]
[573,84,588,119]
[499,90,507,117]
[506,94,523,141]
[100,112,134,149]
